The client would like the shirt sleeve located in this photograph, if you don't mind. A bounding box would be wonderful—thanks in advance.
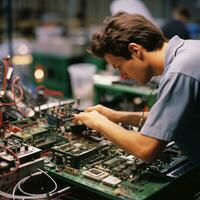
[141,72,199,141]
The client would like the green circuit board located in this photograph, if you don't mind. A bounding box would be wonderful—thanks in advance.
[45,136,192,200]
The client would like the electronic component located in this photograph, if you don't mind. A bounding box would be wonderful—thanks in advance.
[102,175,121,187]
[46,142,193,200]
[0,137,44,192]
[0,93,196,200]
[11,119,57,149]
[0,137,41,164]
[0,157,44,191]
[82,168,109,182]
[35,99,76,123]
[52,136,110,169]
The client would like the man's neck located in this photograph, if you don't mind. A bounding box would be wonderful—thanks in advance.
[147,42,168,77]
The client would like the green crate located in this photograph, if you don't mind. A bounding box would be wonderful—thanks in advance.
[30,52,82,97]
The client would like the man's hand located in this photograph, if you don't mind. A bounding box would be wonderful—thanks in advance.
[74,110,109,131]
[86,104,119,122]
[86,104,149,126]
[74,110,165,163]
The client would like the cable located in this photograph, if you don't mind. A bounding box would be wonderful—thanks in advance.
[0,111,3,127]
[1,56,13,98]
[2,57,9,93]
[138,82,159,132]
[0,76,24,107]
[0,76,25,118]
[4,168,70,200]
[17,168,57,197]
[11,76,24,104]
[1,190,54,200]
[5,185,70,200]
[12,176,29,200]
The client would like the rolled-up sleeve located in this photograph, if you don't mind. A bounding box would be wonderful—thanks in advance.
[141,72,199,141]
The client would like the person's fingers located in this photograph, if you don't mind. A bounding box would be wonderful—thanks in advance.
[86,104,102,112]
[73,117,81,124]
[85,107,93,112]
[86,106,96,112]
[73,113,85,124]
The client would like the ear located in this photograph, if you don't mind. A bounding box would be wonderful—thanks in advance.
[128,43,143,59]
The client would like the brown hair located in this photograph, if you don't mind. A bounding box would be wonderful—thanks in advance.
[88,12,165,60]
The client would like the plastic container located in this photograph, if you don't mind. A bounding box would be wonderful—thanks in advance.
[68,63,96,109]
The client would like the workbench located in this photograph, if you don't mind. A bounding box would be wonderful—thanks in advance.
[93,75,158,109]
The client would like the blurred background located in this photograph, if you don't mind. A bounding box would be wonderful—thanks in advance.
[0,0,200,109]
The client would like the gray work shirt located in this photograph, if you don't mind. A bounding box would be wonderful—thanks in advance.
[141,36,200,166]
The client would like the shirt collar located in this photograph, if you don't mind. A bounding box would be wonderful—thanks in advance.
[164,35,185,72]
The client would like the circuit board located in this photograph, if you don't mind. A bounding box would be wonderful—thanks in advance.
[0,137,41,164]
[45,131,193,200]
[9,99,79,149]
[0,100,195,200]
[0,137,44,190]
[10,118,58,149]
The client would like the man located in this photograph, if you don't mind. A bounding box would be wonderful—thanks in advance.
[162,7,190,39]
[74,12,200,166]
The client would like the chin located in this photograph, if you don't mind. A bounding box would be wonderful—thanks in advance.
[140,76,152,85]
[131,76,149,85]
[136,79,148,85]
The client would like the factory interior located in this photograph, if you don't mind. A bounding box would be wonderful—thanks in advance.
[1,0,200,199]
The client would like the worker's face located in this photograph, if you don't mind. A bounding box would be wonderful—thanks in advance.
[105,53,151,85]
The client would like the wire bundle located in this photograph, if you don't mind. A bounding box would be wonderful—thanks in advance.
[0,56,24,127]
[0,168,70,200]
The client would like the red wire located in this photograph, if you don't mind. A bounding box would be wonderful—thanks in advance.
[2,58,9,92]
[0,58,26,126]
[0,76,24,114]
[0,102,16,106]
[36,85,64,97]
[0,112,2,127]
[11,76,24,103]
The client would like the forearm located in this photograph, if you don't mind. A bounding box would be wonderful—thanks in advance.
[74,110,165,162]
[114,111,149,126]
[98,117,162,162]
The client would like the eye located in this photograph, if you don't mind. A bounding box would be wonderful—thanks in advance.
[117,65,122,70]
[113,65,122,70]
